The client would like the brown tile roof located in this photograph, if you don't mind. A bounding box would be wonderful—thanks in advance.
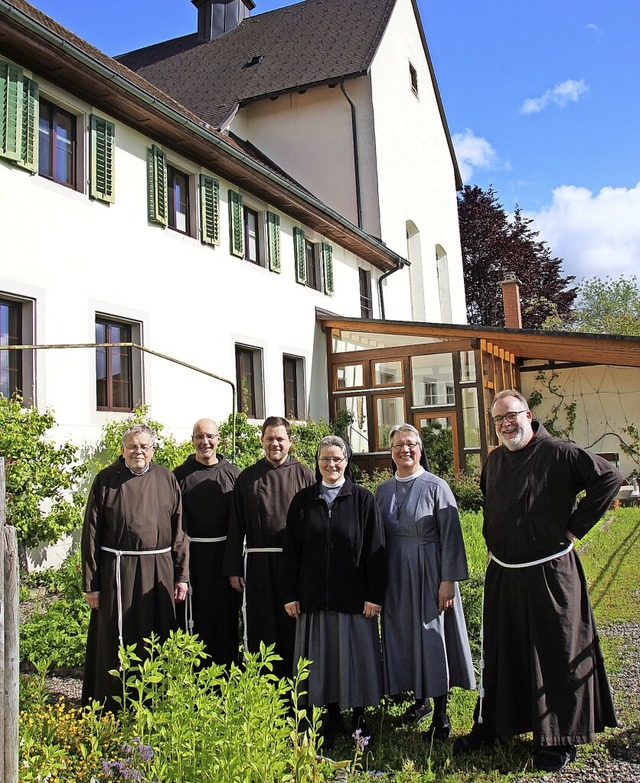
[116,0,397,128]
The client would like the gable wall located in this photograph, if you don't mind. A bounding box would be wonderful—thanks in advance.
[231,78,382,239]
[368,0,467,325]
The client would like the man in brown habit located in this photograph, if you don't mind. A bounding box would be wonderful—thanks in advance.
[82,424,189,710]
[454,389,622,772]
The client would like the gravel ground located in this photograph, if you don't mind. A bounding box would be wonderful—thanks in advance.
[45,623,640,781]
[513,622,640,783]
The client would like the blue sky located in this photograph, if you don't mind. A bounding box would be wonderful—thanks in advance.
[32,0,640,282]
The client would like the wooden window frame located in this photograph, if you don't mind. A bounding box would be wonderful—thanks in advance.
[167,163,191,235]
[96,317,135,412]
[38,96,77,189]
[359,268,373,318]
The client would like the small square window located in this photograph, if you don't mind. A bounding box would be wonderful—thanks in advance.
[409,62,419,97]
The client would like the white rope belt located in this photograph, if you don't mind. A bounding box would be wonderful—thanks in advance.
[101,546,171,651]
[478,541,574,725]
[489,541,574,569]
[183,536,228,633]
[241,546,284,651]
[245,547,283,553]
[188,535,227,544]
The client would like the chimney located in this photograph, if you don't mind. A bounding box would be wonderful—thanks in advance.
[192,0,255,42]
[500,273,523,329]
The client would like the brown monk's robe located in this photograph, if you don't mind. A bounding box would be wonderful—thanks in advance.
[81,458,188,711]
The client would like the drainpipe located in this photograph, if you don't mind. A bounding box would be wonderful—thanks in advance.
[378,260,407,320]
[339,79,363,229]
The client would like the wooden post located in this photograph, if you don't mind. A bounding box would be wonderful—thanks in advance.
[4,523,19,783]
[1,456,5,783]
[2,456,19,783]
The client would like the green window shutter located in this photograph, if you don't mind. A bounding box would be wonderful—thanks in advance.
[20,76,38,172]
[294,227,306,285]
[200,174,220,246]
[266,211,281,272]
[147,144,168,225]
[228,189,244,257]
[322,241,334,295]
[90,115,115,202]
[0,61,38,170]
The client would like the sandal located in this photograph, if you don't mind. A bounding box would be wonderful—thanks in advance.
[534,745,577,771]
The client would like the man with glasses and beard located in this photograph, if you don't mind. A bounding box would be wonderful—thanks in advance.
[82,424,188,711]
[454,389,622,772]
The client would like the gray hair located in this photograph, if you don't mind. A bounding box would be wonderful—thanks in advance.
[490,389,529,416]
[121,424,156,447]
[388,423,422,450]
[317,434,348,459]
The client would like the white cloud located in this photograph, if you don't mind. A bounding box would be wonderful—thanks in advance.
[452,128,500,182]
[524,183,640,280]
[520,78,589,115]
[585,23,603,36]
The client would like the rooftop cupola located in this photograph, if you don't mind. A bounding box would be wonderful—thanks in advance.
[191,0,255,42]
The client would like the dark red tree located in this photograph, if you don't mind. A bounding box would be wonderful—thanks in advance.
[458,185,576,328]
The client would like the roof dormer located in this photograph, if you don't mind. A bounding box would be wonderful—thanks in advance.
[192,0,255,42]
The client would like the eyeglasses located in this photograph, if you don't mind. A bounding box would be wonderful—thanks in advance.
[492,410,528,426]
[391,442,420,450]
[319,457,345,464]
[194,433,218,442]
[124,444,154,453]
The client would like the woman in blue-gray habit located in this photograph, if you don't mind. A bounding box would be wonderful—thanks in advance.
[375,423,475,741]
[281,435,386,747]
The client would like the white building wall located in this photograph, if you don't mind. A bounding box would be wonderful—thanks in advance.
[367,0,467,325]
[0,67,373,450]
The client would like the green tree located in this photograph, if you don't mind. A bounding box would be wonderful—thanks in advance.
[85,404,192,476]
[459,185,576,327]
[218,412,262,469]
[0,395,87,556]
[550,275,640,336]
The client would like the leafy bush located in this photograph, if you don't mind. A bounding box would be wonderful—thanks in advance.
[446,471,483,512]
[218,411,262,468]
[290,418,334,468]
[19,666,124,783]
[0,394,87,550]
[21,550,89,669]
[420,422,454,476]
[114,632,329,783]
[84,404,192,476]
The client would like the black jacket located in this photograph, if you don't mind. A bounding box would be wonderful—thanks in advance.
[281,478,386,614]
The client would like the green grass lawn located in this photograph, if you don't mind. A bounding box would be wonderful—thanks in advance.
[328,506,640,782]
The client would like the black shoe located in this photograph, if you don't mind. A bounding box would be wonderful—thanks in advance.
[534,745,577,772]
[400,700,434,726]
[423,718,451,742]
[453,729,496,755]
